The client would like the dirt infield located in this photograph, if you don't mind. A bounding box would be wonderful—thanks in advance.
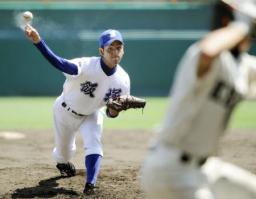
[0,129,256,199]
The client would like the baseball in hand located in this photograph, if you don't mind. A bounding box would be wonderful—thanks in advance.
[23,11,33,24]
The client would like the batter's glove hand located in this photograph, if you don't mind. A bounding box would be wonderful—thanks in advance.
[106,95,146,112]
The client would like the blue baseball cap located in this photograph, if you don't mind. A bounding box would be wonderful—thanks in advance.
[99,29,124,48]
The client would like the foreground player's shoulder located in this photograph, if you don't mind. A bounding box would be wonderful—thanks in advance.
[184,43,201,62]
[176,42,201,72]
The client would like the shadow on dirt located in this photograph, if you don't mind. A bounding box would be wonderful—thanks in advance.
[11,176,79,198]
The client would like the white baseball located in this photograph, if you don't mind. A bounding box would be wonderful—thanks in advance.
[23,11,33,23]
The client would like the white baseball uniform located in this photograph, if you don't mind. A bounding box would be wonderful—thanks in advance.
[141,42,256,199]
[52,56,130,163]
[30,27,129,191]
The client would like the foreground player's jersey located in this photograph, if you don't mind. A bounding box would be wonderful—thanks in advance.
[62,56,130,115]
[159,43,256,156]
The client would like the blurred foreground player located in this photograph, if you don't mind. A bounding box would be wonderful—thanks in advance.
[141,1,256,199]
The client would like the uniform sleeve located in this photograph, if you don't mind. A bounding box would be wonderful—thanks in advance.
[34,39,78,75]
[64,57,92,78]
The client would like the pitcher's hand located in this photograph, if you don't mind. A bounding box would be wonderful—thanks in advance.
[24,24,41,44]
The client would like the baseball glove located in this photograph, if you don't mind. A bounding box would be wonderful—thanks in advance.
[106,95,146,112]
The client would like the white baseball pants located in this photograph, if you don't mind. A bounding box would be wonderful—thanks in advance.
[52,95,103,163]
[141,145,256,199]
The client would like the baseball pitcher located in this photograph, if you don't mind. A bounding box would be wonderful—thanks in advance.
[24,25,145,195]
[141,1,256,199]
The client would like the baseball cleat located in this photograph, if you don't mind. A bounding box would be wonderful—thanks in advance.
[83,182,96,195]
[56,162,76,177]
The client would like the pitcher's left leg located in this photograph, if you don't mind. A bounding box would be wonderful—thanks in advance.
[79,110,103,195]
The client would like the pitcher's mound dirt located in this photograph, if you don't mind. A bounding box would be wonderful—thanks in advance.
[0,129,255,198]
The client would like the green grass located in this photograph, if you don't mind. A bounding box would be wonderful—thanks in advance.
[0,97,255,130]
[105,97,167,130]
[231,101,256,129]
[0,97,53,130]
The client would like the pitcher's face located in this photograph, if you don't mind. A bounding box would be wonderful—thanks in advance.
[100,41,124,68]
